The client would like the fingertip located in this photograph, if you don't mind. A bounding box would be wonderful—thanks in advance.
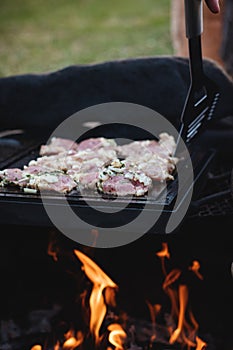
[206,1,221,14]
[213,4,221,14]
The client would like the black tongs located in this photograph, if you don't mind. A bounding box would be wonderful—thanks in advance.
[178,0,220,147]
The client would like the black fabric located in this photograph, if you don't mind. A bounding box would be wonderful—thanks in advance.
[0,56,233,132]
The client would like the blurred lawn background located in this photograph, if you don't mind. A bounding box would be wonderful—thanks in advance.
[0,0,173,77]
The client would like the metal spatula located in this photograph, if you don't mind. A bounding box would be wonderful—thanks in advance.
[178,0,220,147]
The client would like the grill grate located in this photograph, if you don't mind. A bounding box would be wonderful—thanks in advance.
[193,195,233,217]
[189,159,233,217]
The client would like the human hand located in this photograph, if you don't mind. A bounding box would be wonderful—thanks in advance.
[205,0,220,13]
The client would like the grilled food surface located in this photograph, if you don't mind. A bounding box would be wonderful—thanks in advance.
[0,134,179,196]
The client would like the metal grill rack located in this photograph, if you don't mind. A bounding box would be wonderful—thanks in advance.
[189,160,233,217]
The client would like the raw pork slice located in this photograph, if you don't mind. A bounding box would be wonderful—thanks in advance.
[26,172,77,193]
[28,153,74,172]
[23,165,54,175]
[73,172,99,190]
[158,132,176,156]
[66,150,118,190]
[97,159,152,196]
[124,155,178,182]
[0,166,77,194]
[117,132,176,160]
[67,159,103,190]
[39,137,79,156]
[77,137,117,151]
[32,148,117,174]
[0,134,178,195]
[0,168,28,186]
[68,148,117,164]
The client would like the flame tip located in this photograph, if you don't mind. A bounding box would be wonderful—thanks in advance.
[45,242,206,349]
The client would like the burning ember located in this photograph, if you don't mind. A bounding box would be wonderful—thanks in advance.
[8,242,207,350]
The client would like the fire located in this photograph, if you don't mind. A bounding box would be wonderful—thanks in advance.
[156,242,170,259]
[189,260,204,280]
[156,243,207,350]
[62,329,84,349]
[196,335,207,350]
[31,242,208,350]
[63,336,81,350]
[74,249,118,344]
[30,330,84,350]
[47,231,59,262]
[54,341,59,350]
[108,323,127,350]
[146,302,161,341]
[156,242,170,275]
[168,284,196,346]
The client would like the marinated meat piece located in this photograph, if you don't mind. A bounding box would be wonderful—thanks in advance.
[76,172,99,190]
[97,159,152,196]
[23,165,53,175]
[117,132,176,160]
[67,159,104,190]
[117,140,157,159]
[0,168,30,187]
[158,132,176,156]
[0,134,178,195]
[32,148,117,174]
[1,167,78,193]
[28,153,73,172]
[27,172,77,193]
[99,175,136,196]
[125,155,178,182]
[137,160,174,181]
[76,159,103,173]
[97,173,151,197]
[39,137,79,156]
[65,151,118,190]
[0,168,24,184]
[77,137,117,151]
[69,148,117,164]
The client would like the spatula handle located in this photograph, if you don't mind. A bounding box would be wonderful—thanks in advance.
[184,0,203,38]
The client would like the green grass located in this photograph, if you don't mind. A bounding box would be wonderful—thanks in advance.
[0,0,173,77]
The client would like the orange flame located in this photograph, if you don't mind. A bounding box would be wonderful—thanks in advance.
[54,341,60,350]
[108,323,127,350]
[163,277,197,347]
[196,336,207,350]
[169,284,190,345]
[34,243,207,350]
[30,330,84,350]
[146,302,161,342]
[162,268,182,325]
[163,268,181,289]
[156,242,170,275]
[156,242,170,259]
[47,231,59,262]
[160,256,205,348]
[74,249,117,343]
[62,329,83,349]
[189,260,204,280]
[62,336,82,350]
